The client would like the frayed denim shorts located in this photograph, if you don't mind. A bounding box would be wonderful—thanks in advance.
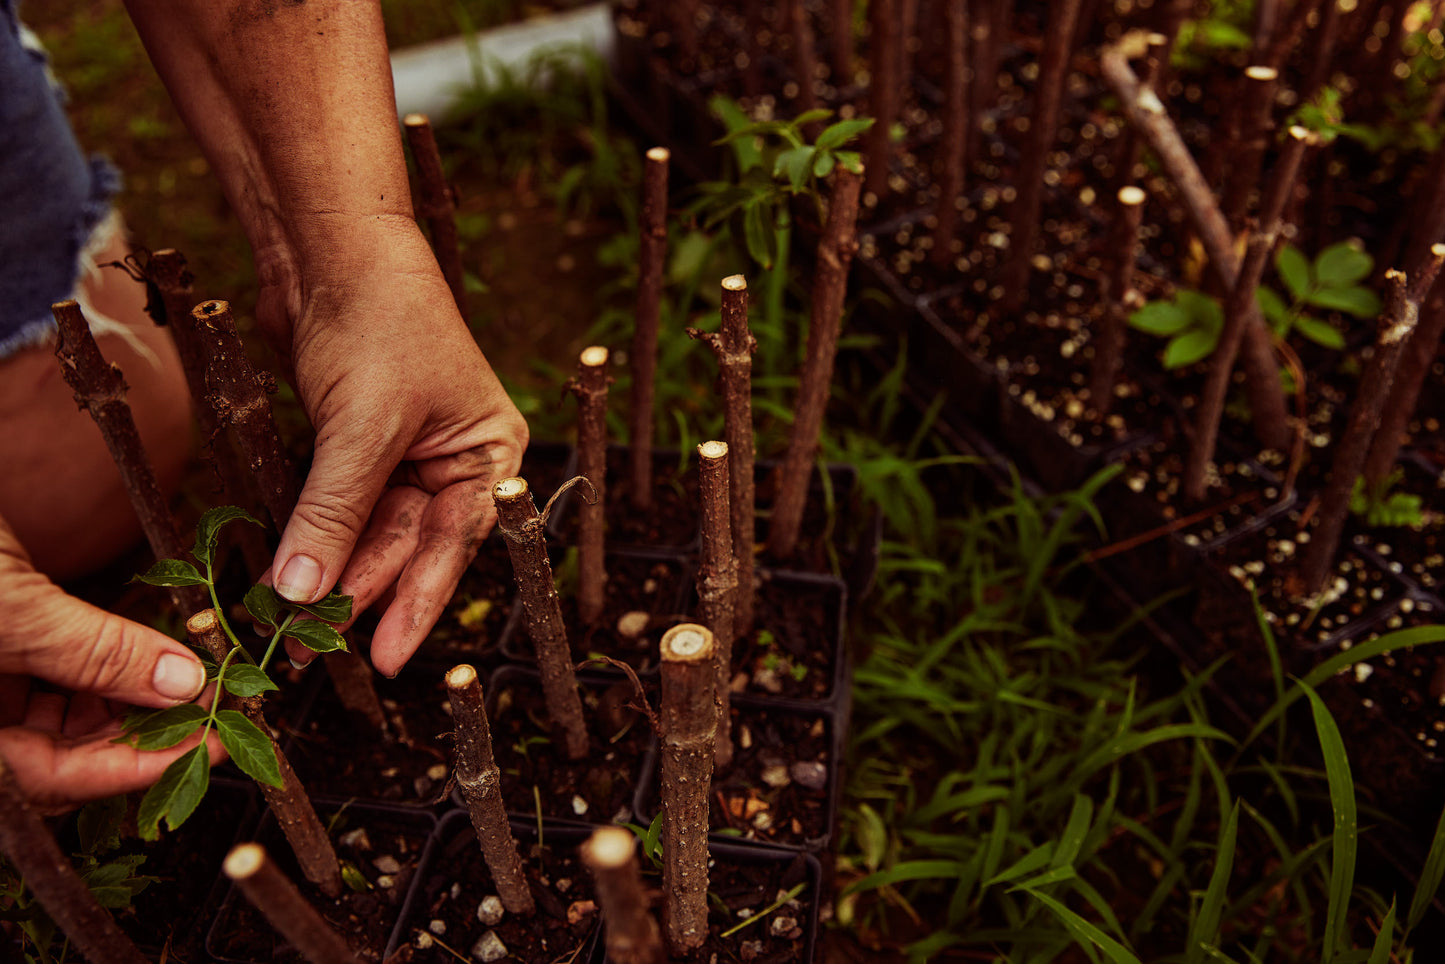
[0,0,120,359]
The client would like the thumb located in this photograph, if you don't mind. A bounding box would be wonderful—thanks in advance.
[271,424,399,605]
[1,580,206,707]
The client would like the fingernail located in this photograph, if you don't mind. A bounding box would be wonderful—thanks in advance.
[276,554,323,603]
[154,653,205,701]
[289,656,313,672]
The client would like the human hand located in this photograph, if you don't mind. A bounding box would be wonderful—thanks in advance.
[254,219,528,677]
[0,521,223,812]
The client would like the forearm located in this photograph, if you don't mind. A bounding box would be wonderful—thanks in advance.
[121,0,416,307]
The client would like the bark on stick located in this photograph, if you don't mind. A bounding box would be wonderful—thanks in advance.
[789,0,821,118]
[931,0,970,267]
[145,250,271,580]
[1363,244,1445,493]
[1109,33,1170,200]
[1220,67,1280,230]
[659,624,717,954]
[696,441,737,767]
[569,346,610,626]
[1100,37,1291,451]
[445,664,535,915]
[190,300,383,725]
[492,477,589,759]
[999,0,1084,313]
[690,277,757,640]
[188,610,344,898]
[1087,186,1146,414]
[769,168,862,560]
[830,0,853,83]
[0,753,151,964]
[630,148,670,511]
[403,113,467,320]
[51,300,203,615]
[864,0,899,199]
[581,826,665,964]
[223,844,360,964]
[1299,270,1419,596]
[1185,126,1312,502]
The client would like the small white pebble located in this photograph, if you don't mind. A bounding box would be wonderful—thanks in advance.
[429,920,447,936]
[572,795,590,816]
[473,931,508,962]
[427,764,448,781]
[376,875,396,890]
[1354,663,1374,683]
[477,895,505,926]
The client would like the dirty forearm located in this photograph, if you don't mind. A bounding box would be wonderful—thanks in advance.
[121,0,415,289]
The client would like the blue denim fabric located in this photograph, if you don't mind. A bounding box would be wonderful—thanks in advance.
[0,0,120,357]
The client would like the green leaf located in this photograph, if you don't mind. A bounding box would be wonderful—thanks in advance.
[1369,900,1397,964]
[191,506,263,570]
[76,796,127,855]
[222,664,279,698]
[214,710,282,788]
[137,745,210,840]
[1314,241,1373,287]
[1275,245,1312,299]
[1050,794,1094,870]
[1128,301,1192,336]
[1301,680,1357,963]
[1023,887,1145,964]
[1408,798,1445,935]
[1292,314,1345,349]
[244,583,281,629]
[124,704,208,751]
[1174,289,1223,333]
[815,117,874,151]
[1305,285,1382,318]
[293,591,353,624]
[774,145,815,193]
[1164,328,1219,369]
[833,150,864,174]
[283,619,349,654]
[742,202,774,270]
[1254,286,1289,331]
[854,803,888,873]
[1187,801,1239,964]
[813,150,836,179]
[133,559,208,588]
[1195,19,1251,50]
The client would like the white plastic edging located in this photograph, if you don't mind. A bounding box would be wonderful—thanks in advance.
[389,2,615,122]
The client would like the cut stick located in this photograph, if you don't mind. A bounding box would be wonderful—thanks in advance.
[1184,126,1312,502]
[224,844,360,964]
[492,477,589,759]
[1362,243,1445,495]
[769,167,863,561]
[863,0,899,200]
[1298,270,1419,597]
[445,664,535,915]
[999,0,1084,313]
[696,441,737,767]
[0,753,151,964]
[145,250,271,580]
[629,148,670,511]
[789,0,821,119]
[1087,186,1147,414]
[403,113,467,320]
[188,610,344,898]
[190,300,385,730]
[658,624,716,954]
[689,277,757,640]
[1100,36,1291,452]
[581,826,665,964]
[830,0,852,83]
[930,0,970,267]
[569,346,610,626]
[1219,66,1280,230]
[1108,32,1169,200]
[51,300,205,616]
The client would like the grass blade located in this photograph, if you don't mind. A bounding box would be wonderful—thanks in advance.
[1367,899,1396,964]
[1301,679,1357,962]
[1406,797,1445,936]
[1187,800,1240,964]
[1023,887,1143,964]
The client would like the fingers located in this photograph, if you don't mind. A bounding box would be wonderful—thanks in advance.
[0,579,207,708]
[272,426,404,606]
[369,480,493,677]
[0,723,227,812]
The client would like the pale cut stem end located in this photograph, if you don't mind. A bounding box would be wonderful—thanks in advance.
[1117,186,1146,206]
[721,274,747,291]
[1244,65,1278,81]
[187,609,220,635]
[493,477,528,500]
[646,146,671,162]
[403,113,430,127]
[582,826,636,869]
[661,623,714,663]
[699,440,728,459]
[446,664,478,689]
[224,843,266,880]
[580,345,610,367]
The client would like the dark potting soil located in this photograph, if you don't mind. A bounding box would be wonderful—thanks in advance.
[394,817,597,964]
[413,544,517,664]
[506,551,692,675]
[709,706,833,850]
[729,572,844,703]
[489,669,655,825]
[553,447,699,550]
[208,809,431,963]
[671,844,818,964]
[284,667,455,807]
